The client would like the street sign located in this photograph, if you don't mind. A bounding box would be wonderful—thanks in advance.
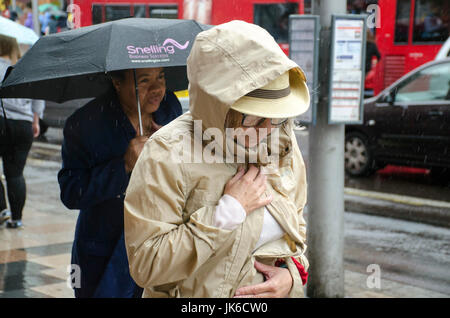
[328,14,366,124]
[289,15,320,126]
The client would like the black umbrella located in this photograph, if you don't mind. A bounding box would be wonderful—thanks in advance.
[0,18,209,102]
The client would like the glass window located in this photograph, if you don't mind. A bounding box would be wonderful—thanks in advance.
[253,3,298,43]
[92,4,103,25]
[395,62,450,102]
[149,5,178,19]
[105,5,131,22]
[394,0,411,44]
[413,0,450,43]
[134,5,147,18]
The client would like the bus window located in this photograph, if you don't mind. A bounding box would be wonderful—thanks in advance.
[413,0,449,43]
[134,5,147,18]
[92,4,102,25]
[105,5,131,22]
[394,0,411,44]
[149,6,178,19]
[254,3,298,43]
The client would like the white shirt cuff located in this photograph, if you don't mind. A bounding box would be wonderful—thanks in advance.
[213,194,246,231]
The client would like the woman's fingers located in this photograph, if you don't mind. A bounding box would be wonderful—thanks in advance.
[254,171,266,186]
[228,166,245,185]
[224,165,272,214]
[259,194,273,209]
[243,165,259,181]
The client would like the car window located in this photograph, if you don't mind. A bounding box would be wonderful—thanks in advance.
[395,62,450,102]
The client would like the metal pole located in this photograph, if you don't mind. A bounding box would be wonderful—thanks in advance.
[31,0,40,36]
[306,0,346,298]
[133,69,144,136]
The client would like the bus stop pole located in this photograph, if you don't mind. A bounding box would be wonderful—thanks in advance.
[306,0,346,298]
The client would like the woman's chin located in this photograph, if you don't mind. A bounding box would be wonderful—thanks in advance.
[143,103,161,114]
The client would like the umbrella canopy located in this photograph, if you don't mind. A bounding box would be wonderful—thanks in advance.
[0,16,39,45]
[0,18,210,102]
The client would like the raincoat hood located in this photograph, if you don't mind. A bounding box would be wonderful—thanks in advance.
[187,20,309,135]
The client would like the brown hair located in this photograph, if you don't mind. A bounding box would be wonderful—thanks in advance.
[224,108,243,129]
[0,34,21,62]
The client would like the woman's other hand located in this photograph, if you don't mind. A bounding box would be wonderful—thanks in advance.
[124,135,149,173]
[224,165,272,215]
[32,113,40,138]
[234,261,293,298]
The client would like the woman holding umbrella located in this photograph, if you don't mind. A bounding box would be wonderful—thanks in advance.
[58,66,182,298]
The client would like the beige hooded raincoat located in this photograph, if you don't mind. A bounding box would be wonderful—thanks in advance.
[124,20,310,298]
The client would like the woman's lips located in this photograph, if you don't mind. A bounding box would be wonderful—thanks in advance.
[147,95,163,105]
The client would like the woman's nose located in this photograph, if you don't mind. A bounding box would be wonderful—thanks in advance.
[147,81,165,92]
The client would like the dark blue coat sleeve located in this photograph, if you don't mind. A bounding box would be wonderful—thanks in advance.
[58,115,129,211]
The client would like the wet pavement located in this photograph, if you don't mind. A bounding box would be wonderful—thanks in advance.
[342,212,450,297]
[0,152,76,298]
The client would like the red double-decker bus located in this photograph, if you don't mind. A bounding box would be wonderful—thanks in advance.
[71,0,311,55]
[362,0,449,95]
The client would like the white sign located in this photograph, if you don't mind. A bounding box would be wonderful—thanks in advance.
[329,17,365,123]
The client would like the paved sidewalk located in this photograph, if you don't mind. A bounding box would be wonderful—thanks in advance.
[0,143,448,298]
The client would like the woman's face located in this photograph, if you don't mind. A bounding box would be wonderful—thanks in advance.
[114,67,166,116]
[225,109,275,148]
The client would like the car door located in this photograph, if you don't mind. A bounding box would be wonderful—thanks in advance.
[368,90,410,161]
[392,61,450,166]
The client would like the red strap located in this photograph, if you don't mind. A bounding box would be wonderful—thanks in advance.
[275,258,308,285]
[291,257,308,285]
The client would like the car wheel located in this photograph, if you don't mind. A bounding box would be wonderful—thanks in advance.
[345,132,376,177]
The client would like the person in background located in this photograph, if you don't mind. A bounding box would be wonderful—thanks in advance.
[0,34,45,228]
[365,29,381,75]
[58,66,182,298]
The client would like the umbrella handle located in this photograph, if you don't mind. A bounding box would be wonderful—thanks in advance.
[133,69,143,136]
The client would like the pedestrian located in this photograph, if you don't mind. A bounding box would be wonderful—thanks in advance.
[58,66,182,298]
[124,20,310,298]
[0,34,44,228]
[365,29,381,75]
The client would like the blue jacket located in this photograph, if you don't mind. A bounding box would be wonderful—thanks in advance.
[58,89,182,298]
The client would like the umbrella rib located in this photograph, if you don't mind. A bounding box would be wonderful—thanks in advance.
[104,23,115,72]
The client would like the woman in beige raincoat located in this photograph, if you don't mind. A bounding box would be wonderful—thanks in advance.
[124,20,310,298]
